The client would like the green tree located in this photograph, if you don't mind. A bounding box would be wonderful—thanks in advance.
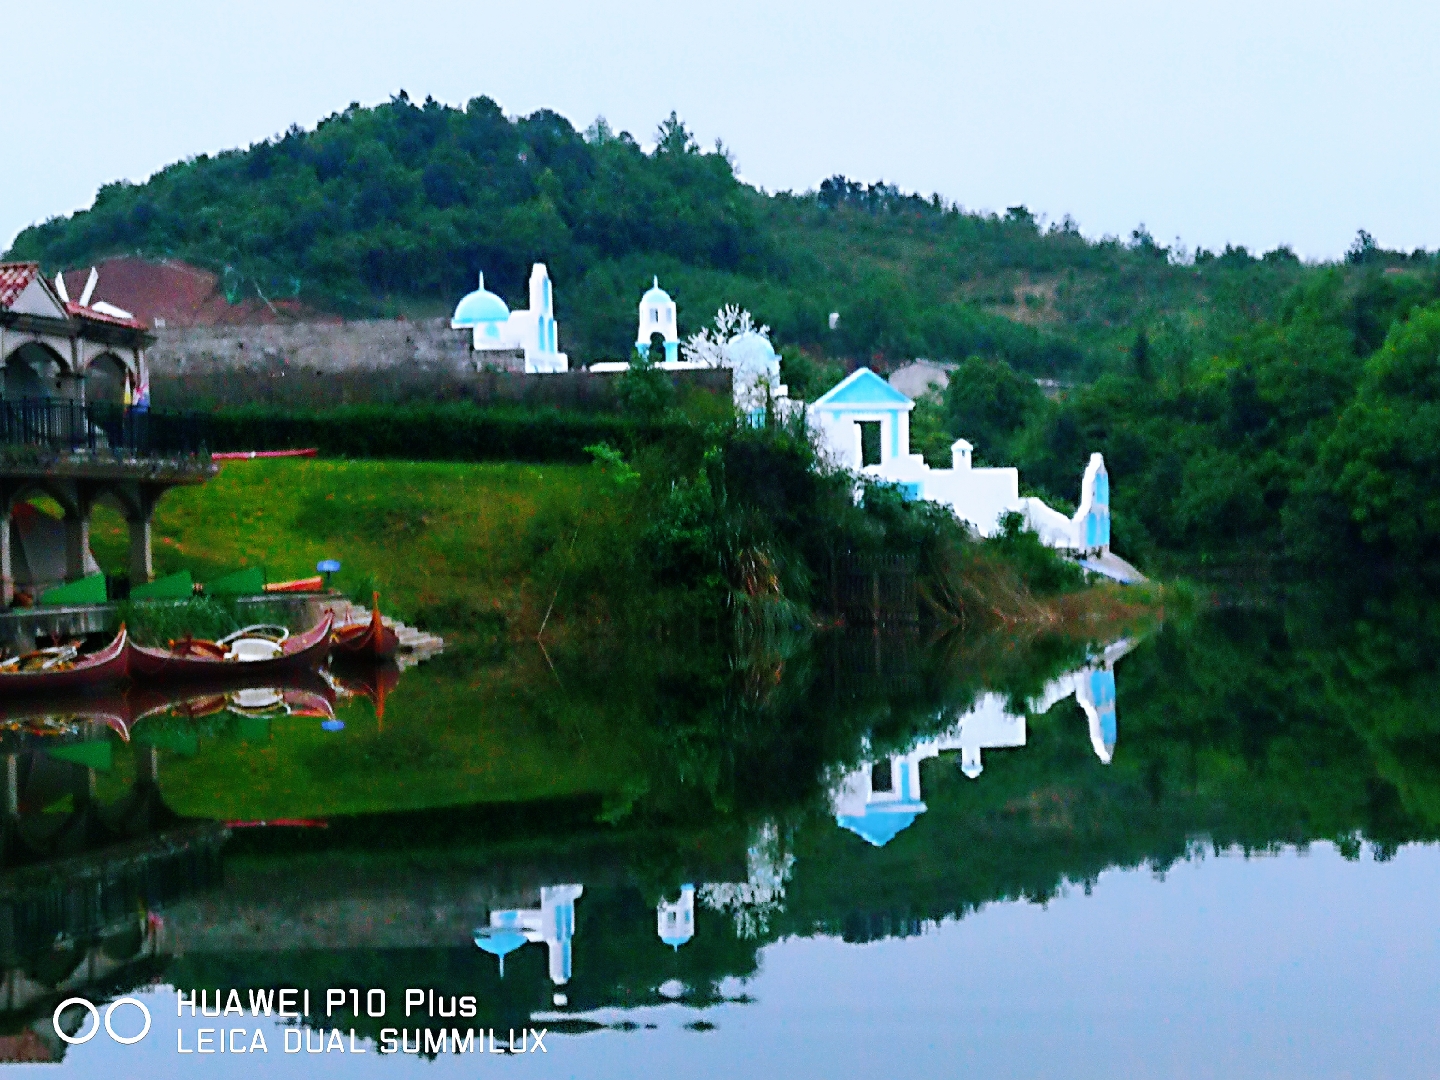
[942,356,1045,464]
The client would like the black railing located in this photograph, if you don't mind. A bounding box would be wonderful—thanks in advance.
[0,399,208,459]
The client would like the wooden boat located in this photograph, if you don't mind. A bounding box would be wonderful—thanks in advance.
[331,598,399,661]
[128,614,334,682]
[0,627,129,694]
[330,660,401,721]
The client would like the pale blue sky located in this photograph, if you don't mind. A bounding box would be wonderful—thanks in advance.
[4,0,1436,259]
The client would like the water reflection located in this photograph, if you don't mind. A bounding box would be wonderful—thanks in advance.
[832,638,1135,846]
[4,601,1440,1070]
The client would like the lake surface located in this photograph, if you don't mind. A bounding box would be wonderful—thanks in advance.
[4,603,1438,1078]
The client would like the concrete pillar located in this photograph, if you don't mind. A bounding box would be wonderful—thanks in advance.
[0,507,11,607]
[126,486,157,585]
[128,512,153,585]
[63,497,91,582]
[4,754,17,817]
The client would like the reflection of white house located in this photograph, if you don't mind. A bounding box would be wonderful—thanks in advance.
[473,884,583,983]
[806,368,1140,582]
[832,749,931,848]
[831,638,1136,846]
[451,263,568,373]
[657,884,695,950]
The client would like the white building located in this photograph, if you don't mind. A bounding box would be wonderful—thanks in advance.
[806,367,1140,582]
[635,278,679,364]
[473,883,583,986]
[592,285,792,425]
[656,885,696,950]
[831,638,1135,846]
[451,263,568,373]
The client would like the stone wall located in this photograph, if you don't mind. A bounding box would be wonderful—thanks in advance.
[146,318,732,411]
[148,316,487,377]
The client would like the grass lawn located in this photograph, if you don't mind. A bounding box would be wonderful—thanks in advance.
[88,458,637,635]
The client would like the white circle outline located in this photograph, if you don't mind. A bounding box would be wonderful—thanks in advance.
[53,998,100,1045]
[104,997,152,1045]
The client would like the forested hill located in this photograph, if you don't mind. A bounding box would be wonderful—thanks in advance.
[9,92,1426,374]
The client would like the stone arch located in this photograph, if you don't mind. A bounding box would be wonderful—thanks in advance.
[84,351,132,405]
[2,340,68,401]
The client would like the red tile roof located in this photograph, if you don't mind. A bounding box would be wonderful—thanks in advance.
[58,257,317,328]
[0,262,41,309]
[65,301,146,329]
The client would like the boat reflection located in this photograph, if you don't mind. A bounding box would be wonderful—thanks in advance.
[0,664,402,745]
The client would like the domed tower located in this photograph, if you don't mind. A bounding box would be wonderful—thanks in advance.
[636,277,678,363]
[450,273,512,348]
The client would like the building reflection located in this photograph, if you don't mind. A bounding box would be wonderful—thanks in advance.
[833,638,1135,847]
[475,883,584,994]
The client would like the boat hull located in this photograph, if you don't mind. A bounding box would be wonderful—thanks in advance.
[331,612,400,661]
[129,615,334,682]
[0,628,129,695]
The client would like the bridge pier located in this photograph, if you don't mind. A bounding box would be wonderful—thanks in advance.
[122,484,160,586]
[0,510,11,608]
[61,485,94,583]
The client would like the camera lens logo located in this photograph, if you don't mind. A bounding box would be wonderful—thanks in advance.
[53,997,152,1046]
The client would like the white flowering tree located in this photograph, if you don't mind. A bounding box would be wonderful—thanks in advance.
[680,304,771,368]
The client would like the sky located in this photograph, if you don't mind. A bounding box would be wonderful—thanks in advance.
[3,0,1437,260]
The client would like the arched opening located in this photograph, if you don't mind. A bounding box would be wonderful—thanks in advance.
[647,332,668,367]
[88,491,132,578]
[86,353,130,406]
[2,342,65,402]
[3,485,99,601]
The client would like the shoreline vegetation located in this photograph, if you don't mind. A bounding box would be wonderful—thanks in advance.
[85,432,1161,655]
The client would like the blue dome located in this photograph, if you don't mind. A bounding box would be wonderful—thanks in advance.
[452,275,511,326]
[641,276,673,307]
[661,935,691,949]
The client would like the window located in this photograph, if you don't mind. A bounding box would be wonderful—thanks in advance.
[870,761,894,793]
[859,421,883,466]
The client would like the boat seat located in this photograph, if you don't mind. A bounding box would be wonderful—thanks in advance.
[226,638,285,663]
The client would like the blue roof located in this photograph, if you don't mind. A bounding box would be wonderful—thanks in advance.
[661,935,691,948]
[474,928,527,958]
[812,367,915,410]
[641,276,673,306]
[452,275,511,326]
[836,805,924,847]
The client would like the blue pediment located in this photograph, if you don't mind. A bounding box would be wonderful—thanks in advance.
[812,368,915,410]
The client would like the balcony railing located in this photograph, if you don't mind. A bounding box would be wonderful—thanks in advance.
[0,399,208,459]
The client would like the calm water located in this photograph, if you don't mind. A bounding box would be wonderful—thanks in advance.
[4,603,1438,1078]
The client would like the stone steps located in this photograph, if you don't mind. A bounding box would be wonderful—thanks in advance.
[324,599,444,668]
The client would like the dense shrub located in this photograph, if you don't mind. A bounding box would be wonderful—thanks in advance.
[199,403,704,463]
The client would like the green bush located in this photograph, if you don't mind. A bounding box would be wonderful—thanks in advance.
[199,403,703,463]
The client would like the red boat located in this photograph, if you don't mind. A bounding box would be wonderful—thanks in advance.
[331,599,399,661]
[128,614,334,682]
[0,627,129,694]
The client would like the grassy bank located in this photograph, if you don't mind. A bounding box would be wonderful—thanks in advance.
[86,449,1160,647]
[90,457,632,639]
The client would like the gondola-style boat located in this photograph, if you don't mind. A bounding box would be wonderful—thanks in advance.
[331,597,400,661]
[0,627,129,694]
[128,614,334,681]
